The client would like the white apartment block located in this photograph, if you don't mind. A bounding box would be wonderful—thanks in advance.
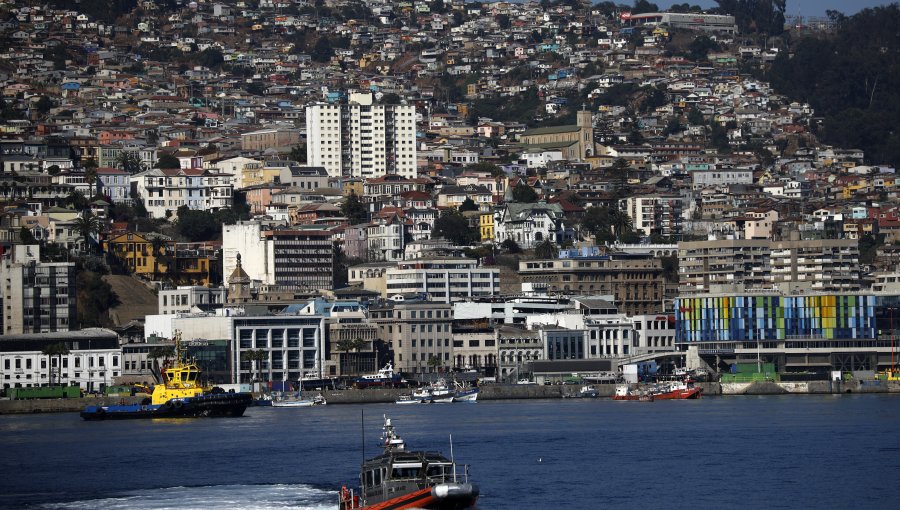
[385,258,500,303]
[158,286,227,315]
[1,245,76,335]
[619,195,684,237]
[306,93,417,180]
[131,168,233,219]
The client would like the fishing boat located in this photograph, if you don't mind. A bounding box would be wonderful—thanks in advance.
[613,379,702,401]
[80,332,251,420]
[563,384,599,398]
[271,393,327,407]
[395,394,429,404]
[338,416,479,510]
[453,382,479,402]
[354,363,403,389]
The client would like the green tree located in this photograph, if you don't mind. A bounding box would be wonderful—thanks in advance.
[73,211,104,255]
[76,271,120,328]
[534,240,558,259]
[288,144,307,163]
[241,349,269,383]
[427,355,443,373]
[147,345,175,384]
[859,234,883,265]
[176,207,220,242]
[459,197,479,212]
[148,235,169,278]
[512,182,538,203]
[714,0,785,35]
[83,164,98,198]
[155,154,181,169]
[501,238,521,253]
[432,209,477,245]
[42,342,70,386]
[115,151,146,174]
[341,192,369,225]
[47,164,61,176]
[20,226,37,245]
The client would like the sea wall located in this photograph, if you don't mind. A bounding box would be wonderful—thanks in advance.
[3,381,899,414]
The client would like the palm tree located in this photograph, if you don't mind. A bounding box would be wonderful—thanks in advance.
[241,349,268,384]
[336,339,356,376]
[148,235,168,279]
[351,337,368,375]
[73,211,104,255]
[609,208,634,241]
[41,342,70,386]
[147,345,175,384]
[82,158,98,198]
[427,355,443,374]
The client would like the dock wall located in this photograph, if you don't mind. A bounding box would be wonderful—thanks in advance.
[2,381,899,414]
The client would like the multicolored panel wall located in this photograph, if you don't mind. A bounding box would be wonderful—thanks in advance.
[674,295,876,343]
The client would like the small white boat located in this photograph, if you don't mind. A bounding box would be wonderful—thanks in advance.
[271,394,327,407]
[395,394,428,404]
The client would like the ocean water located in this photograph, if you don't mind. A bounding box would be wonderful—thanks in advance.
[2,395,900,509]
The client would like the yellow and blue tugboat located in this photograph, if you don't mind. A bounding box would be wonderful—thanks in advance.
[80,332,252,420]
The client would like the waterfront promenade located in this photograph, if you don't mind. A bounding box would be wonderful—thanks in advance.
[2,380,899,414]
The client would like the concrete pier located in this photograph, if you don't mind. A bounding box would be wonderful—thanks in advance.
[2,381,899,414]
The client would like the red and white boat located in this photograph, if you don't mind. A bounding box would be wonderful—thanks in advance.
[613,379,702,401]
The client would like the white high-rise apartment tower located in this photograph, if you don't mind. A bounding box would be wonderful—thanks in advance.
[306,92,417,179]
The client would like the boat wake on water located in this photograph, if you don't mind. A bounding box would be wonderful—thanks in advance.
[38,483,337,510]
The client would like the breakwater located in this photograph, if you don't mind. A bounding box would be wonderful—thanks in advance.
[2,380,899,414]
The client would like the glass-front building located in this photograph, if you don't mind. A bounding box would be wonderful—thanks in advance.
[675,294,877,344]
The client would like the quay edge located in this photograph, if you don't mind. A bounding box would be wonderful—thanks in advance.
[3,381,900,414]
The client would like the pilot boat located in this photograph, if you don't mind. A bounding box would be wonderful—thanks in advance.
[80,332,251,420]
[339,416,479,510]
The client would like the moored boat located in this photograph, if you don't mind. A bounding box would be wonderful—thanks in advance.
[354,363,403,389]
[80,332,251,420]
[339,416,479,510]
[613,379,702,401]
[271,393,327,407]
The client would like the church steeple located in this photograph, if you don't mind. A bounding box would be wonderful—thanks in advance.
[227,252,252,303]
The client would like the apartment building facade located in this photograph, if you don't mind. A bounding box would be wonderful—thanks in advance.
[369,300,454,375]
[384,258,500,303]
[306,93,417,180]
[678,238,861,294]
[1,245,76,334]
[131,167,233,219]
[222,222,335,290]
[518,255,669,315]
[619,194,684,237]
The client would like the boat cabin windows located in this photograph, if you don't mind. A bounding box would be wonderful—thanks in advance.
[426,463,449,479]
[391,463,422,479]
[364,468,384,487]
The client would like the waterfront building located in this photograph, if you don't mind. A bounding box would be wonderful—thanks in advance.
[0,329,120,392]
[678,238,861,294]
[0,245,76,335]
[497,325,542,383]
[450,320,498,375]
[306,93,417,179]
[674,292,898,373]
[368,299,453,375]
[518,254,669,315]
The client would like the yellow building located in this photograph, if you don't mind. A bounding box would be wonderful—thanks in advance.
[106,232,221,286]
[480,212,495,243]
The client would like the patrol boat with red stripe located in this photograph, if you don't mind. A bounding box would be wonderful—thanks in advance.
[339,416,478,510]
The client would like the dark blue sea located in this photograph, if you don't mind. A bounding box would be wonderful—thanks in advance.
[2,395,900,509]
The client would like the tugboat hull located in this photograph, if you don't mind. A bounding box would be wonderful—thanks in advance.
[80,393,252,420]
